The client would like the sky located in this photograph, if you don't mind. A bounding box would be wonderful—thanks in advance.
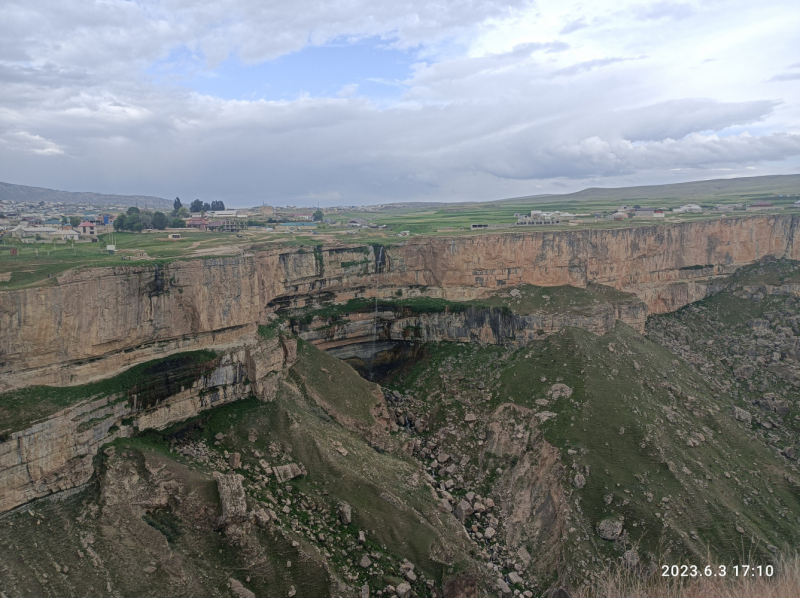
[1,0,799,206]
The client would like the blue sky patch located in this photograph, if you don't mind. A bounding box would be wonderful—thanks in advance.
[148,37,416,101]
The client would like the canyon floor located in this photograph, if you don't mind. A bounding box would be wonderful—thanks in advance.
[3,259,800,598]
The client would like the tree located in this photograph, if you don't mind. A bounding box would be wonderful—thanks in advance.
[173,197,182,212]
[190,199,203,212]
[125,212,144,231]
[152,211,169,230]
[139,212,153,230]
[210,200,225,211]
[69,216,81,227]
[313,209,324,222]
[61,216,68,224]
[113,215,126,231]
[171,218,186,228]
[203,202,211,212]
[176,206,190,218]
[127,206,140,216]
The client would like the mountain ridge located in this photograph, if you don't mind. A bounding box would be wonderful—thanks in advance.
[0,181,172,209]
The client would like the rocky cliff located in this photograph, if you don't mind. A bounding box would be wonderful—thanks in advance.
[0,336,295,513]
[2,215,799,389]
[296,298,647,351]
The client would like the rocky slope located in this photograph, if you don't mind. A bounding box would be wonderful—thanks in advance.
[0,338,483,598]
[3,259,800,597]
[3,215,800,389]
[0,335,295,513]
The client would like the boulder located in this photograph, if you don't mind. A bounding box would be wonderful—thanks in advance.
[572,474,586,489]
[359,555,372,568]
[396,582,412,598]
[733,406,752,424]
[229,452,241,469]
[229,579,255,598]
[213,472,248,527]
[454,500,474,523]
[596,518,623,540]
[339,503,353,525]
[273,463,305,483]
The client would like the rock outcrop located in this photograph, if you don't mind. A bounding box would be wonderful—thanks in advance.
[2,215,800,388]
[0,336,295,513]
[297,297,647,351]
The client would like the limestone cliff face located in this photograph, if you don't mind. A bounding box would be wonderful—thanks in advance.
[2,215,799,387]
[297,298,647,350]
[0,336,295,513]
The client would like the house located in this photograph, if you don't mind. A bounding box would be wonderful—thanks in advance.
[187,217,209,231]
[76,221,97,235]
[11,226,59,239]
[49,230,80,241]
[746,201,782,211]
[516,210,570,225]
[672,204,703,214]
[168,233,181,240]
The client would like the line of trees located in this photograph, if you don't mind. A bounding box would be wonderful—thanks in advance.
[189,199,225,213]
[113,207,185,232]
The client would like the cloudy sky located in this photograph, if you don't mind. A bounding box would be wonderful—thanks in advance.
[1,0,799,206]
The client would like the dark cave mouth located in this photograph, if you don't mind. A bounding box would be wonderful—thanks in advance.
[325,340,429,384]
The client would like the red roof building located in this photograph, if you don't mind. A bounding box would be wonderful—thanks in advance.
[76,221,96,235]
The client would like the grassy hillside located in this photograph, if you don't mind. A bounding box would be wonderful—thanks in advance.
[0,180,172,208]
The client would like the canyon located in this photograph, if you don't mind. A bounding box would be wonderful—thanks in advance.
[2,215,799,391]
[3,214,800,597]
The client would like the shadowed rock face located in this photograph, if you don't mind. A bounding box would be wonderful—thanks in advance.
[0,337,295,513]
[2,215,799,388]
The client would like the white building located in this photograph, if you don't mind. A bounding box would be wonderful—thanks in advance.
[672,204,703,214]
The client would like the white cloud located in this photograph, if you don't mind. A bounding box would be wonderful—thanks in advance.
[0,0,798,204]
[0,131,64,156]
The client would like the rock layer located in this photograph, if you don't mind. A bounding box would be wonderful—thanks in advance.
[0,336,295,513]
[2,216,799,387]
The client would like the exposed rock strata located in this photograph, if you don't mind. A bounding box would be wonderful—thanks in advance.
[0,337,295,513]
[2,216,798,388]
[298,299,647,351]
[0,215,797,387]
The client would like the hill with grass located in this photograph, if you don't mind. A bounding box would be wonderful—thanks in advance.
[0,180,172,208]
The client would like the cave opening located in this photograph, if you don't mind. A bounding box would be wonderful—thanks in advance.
[325,340,429,385]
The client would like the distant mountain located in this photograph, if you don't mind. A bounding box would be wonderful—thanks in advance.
[0,181,173,209]
[497,174,800,206]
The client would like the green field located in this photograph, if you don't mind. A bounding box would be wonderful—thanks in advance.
[2,173,799,288]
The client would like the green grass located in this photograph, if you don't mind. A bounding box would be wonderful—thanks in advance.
[0,231,246,289]
[479,283,639,316]
[385,320,800,572]
[290,338,382,426]
[0,349,218,435]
